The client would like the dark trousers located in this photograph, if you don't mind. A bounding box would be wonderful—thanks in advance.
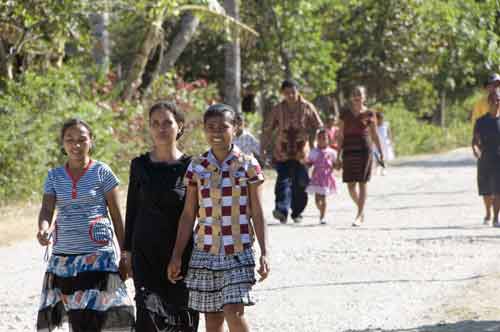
[274,160,310,218]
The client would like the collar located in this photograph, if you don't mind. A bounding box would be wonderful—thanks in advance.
[206,144,242,168]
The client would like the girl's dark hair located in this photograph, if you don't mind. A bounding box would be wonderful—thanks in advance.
[203,103,236,125]
[60,118,94,155]
[316,127,327,136]
[149,100,185,140]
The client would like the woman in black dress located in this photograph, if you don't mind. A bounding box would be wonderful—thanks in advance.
[473,90,500,227]
[337,86,384,226]
[124,101,199,331]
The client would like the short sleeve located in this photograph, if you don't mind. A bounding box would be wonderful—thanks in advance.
[308,149,319,163]
[246,155,265,184]
[99,163,120,193]
[43,170,56,195]
[183,161,198,187]
[329,149,338,161]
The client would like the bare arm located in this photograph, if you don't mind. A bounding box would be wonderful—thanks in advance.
[369,122,384,160]
[472,122,481,159]
[168,185,198,283]
[249,181,270,281]
[105,187,125,250]
[37,194,56,246]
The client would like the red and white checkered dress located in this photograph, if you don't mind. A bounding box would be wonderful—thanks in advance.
[183,145,265,312]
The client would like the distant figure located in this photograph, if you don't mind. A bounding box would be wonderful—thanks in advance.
[472,89,500,227]
[233,111,261,161]
[306,129,338,224]
[374,111,395,175]
[261,79,323,224]
[325,113,340,150]
[471,73,500,225]
[36,119,134,331]
[337,86,384,226]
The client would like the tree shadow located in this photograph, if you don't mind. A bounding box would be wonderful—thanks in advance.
[334,225,487,232]
[374,190,471,198]
[255,275,483,293]
[371,203,472,211]
[409,234,500,243]
[345,320,500,332]
[393,158,475,169]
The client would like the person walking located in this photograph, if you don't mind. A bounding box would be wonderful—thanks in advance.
[472,89,500,227]
[262,79,323,223]
[471,73,500,224]
[167,104,270,332]
[36,118,134,331]
[306,128,339,225]
[124,101,199,331]
[374,111,395,176]
[337,86,384,226]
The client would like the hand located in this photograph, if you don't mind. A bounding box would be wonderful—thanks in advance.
[36,224,51,246]
[119,251,132,280]
[167,256,183,284]
[379,154,385,167]
[257,255,270,282]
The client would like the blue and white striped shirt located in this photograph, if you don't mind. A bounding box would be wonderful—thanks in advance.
[43,160,120,255]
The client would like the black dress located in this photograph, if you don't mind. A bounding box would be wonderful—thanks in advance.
[124,153,198,332]
[474,113,500,195]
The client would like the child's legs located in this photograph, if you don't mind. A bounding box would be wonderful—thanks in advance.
[223,304,249,332]
[315,194,326,219]
[493,195,500,222]
[205,312,225,332]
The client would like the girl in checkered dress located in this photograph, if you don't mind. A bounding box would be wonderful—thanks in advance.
[168,104,270,332]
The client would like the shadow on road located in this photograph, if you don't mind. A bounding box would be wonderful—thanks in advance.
[345,320,500,332]
[255,275,483,293]
[409,235,500,243]
[393,158,475,169]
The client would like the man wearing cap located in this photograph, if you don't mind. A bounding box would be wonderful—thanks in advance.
[262,79,323,223]
[471,73,500,225]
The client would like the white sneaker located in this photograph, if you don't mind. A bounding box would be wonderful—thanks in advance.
[293,216,303,223]
[320,219,327,225]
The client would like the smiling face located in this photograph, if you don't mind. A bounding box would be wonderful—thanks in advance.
[351,86,366,109]
[282,86,299,104]
[62,124,92,162]
[149,108,181,147]
[204,113,234,151]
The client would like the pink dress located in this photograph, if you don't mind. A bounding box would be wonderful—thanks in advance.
[306,147,338,195]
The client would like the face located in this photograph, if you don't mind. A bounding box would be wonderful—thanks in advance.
[282,87,299,104]
[351,88,365,107]
[488,91,500,110]
[149,109,181,146]
[487,81,500,93]
[62,124,92,161]
[317,132,328,148]
[326,118,335,127]
[204,114,234,150]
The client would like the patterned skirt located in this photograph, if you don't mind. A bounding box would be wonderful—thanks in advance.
[184,248,256,313]
[36,251,135,331]
[342,149,373,183]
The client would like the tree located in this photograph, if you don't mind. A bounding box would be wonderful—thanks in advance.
[223,0,241,112]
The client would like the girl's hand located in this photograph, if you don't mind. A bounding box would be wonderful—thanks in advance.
[119,251,132,280]
[257,255,270,282]
[167,256,183,284]
[36,221,51,246]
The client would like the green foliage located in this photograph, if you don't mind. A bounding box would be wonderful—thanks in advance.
[0,65,145,204]
[381,101,472,156]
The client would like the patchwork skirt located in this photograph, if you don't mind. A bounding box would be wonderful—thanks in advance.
[184,248,256,313]
[36,251,135,331]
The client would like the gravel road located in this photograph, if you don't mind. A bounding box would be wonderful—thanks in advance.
[2,148,500,332]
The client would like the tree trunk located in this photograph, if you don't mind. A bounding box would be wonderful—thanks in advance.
[89,11,110,76]
[0,38,14,80]
[159,12,200,75]
[121,7,165,101]
[440,90,446,127]
[223,0,241,113]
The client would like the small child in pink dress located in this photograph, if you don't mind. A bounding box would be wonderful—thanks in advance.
[306,129,338,224]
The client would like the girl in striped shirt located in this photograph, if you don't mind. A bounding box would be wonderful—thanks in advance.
[36,118,134,331]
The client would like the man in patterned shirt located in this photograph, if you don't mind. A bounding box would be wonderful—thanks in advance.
[262,79,323,223]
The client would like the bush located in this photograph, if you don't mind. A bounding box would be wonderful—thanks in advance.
[381,100,472,156]
[0,65,145,204]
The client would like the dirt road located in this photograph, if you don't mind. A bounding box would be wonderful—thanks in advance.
[2,148,500,331]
